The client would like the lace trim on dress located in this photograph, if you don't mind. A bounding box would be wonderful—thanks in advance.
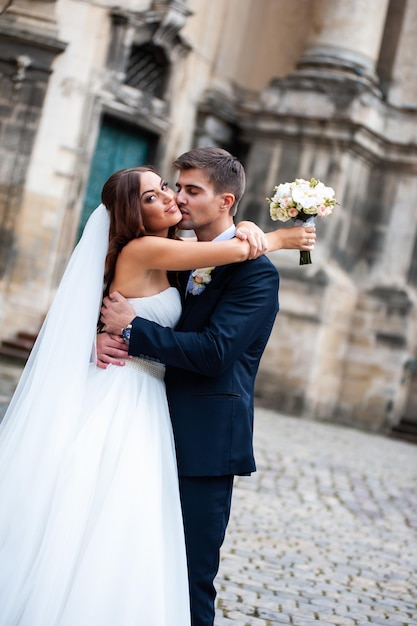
[124,357,166,380]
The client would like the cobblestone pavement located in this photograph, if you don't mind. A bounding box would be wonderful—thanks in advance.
[1,359,416,625]
[215,409,417,626]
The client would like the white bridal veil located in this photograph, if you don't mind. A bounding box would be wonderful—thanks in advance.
[0,204,109,558]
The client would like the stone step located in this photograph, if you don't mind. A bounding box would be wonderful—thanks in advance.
[390,418,417,445]
[0,331,38,363]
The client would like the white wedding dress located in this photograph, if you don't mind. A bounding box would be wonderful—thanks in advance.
[0,287,190,626]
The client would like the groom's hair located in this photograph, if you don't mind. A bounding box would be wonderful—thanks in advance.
[172,147,246,216]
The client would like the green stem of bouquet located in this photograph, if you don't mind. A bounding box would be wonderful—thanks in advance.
[299,250,312,265]
[294,213,315,265]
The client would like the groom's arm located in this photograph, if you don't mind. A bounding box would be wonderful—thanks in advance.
[129,262,278,376]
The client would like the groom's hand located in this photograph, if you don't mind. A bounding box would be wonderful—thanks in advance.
[235,221,268,259]
[100,291,136,336]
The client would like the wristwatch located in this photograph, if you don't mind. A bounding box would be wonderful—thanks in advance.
[121,324,132,345]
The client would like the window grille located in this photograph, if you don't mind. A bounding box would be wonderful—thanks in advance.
[125,44,168,98]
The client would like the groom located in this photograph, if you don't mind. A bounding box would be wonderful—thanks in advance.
[99,147,314,626]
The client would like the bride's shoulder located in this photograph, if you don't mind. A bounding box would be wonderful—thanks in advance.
[124,236,178,251]
[121,236,164,257]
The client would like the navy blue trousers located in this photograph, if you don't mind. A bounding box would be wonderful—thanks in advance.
[179,475,234,626]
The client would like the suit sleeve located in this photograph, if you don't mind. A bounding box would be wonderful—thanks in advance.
[128,260,279,377]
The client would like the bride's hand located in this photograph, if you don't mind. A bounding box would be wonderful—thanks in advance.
[96,332,128,369]
[235,221,268,259]
[277,225,316,250]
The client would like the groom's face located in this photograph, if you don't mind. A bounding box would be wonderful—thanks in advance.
[175,168,228,239]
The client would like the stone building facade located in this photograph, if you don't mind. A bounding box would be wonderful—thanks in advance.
[1,0,417,432]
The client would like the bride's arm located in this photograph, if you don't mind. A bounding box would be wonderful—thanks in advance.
[123,224,315,272]
[236,221,316,253]
[181,222,269,257]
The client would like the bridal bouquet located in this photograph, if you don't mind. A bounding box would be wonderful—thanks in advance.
[267,177,337,265]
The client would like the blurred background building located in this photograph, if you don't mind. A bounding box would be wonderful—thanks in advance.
[1,0,417,437]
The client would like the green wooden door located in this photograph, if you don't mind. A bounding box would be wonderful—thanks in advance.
[78,116,151,239]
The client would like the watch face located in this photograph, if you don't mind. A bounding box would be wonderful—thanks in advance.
[122,327,131,342]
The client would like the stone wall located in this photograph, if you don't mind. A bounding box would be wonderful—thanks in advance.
[0,22,65,283]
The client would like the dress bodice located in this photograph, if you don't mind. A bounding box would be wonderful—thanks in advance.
[127,287,181,328]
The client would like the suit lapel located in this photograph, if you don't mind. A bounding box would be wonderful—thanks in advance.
[177,266,226,328]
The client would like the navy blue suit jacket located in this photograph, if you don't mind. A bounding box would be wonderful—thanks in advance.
[129,256,279,477]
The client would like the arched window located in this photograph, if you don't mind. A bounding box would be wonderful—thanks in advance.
[125,43,169,98]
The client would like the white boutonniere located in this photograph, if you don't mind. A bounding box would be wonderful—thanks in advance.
[189,267,215,295]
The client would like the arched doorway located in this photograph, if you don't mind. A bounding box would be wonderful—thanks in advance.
[78,115,154,239]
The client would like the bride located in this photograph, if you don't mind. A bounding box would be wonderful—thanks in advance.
[0,166,313,625]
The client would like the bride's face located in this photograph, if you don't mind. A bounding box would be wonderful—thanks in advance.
[139,171,182,235]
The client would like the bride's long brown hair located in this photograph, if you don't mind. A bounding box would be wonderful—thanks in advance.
[101,166,178,296]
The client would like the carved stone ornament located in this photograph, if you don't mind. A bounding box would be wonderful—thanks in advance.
[152,0,193,51]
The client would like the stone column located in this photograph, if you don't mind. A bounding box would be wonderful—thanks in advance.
[0,0,65,279]
[297,0,390,87]
[385,0,417,107]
